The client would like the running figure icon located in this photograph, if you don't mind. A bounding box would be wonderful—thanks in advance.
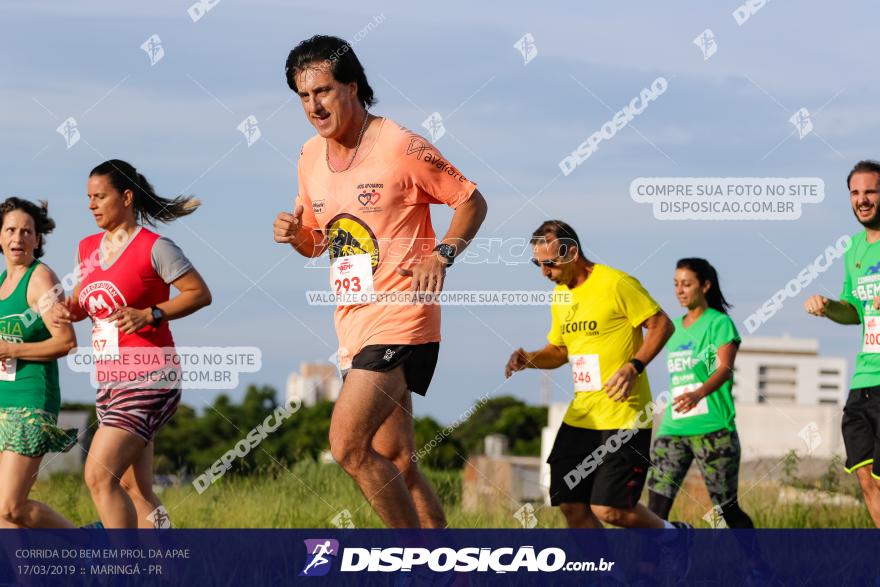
[302,541,335,575]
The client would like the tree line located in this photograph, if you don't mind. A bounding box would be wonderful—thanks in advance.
[65,385,547,476]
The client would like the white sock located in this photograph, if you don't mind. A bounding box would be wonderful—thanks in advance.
[662,520,675,529]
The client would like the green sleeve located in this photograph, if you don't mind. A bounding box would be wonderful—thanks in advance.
[840,257,858,308]
[712,313,741,349]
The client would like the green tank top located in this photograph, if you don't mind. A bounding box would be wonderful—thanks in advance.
[0,260,61,413]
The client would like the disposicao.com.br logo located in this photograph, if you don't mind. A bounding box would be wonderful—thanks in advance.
[299,540,614,575]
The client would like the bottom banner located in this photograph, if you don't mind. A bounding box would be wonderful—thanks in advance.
[1,529,876,585]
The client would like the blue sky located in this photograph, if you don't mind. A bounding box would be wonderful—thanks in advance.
[0,0,875,424]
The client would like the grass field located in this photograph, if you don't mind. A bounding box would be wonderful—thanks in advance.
[30,459,875,528]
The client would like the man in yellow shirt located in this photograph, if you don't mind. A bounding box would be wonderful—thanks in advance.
[506,220,681,529]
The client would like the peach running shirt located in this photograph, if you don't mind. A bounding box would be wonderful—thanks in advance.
[296,118,477,369]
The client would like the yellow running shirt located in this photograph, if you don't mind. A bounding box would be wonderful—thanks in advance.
[547,264,660,430]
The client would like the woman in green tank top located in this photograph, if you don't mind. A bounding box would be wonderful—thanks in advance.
[0,198,78,528]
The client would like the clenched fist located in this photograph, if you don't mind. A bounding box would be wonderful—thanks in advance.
[804,295,829,317]
[274,204,305,245]
[505,348,531,378]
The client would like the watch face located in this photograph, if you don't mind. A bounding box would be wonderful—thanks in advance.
[438,244,455,258]
[152,309,163,321]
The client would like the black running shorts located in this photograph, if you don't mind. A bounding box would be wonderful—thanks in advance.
[842,386,880,479]
[345,342,440,396]
[547,422,651,509]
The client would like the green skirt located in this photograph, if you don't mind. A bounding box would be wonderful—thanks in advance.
[0,407,78,457]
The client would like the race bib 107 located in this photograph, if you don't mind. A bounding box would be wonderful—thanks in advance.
[92,319,120,360]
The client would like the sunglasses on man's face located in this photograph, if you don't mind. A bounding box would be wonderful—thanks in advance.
[531,256,565,268]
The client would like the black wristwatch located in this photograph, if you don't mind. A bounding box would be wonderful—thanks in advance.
[629,358,645,374]
[150,306,165,327]
[433,243,457,267]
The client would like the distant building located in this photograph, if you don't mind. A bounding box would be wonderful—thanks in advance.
[483,434,509,458]
[732,335,847,405]
[462,456,543,513]
[462,437,542,514]
[286,362,342,407]
[730,335,847,461]
[539,404,567,505]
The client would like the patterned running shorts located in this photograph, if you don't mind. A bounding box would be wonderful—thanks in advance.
[647,428,743,508]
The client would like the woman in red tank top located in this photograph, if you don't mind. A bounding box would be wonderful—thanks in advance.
[53,160,212,529]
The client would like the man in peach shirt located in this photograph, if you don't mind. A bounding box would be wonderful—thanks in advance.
[274,35,487,528]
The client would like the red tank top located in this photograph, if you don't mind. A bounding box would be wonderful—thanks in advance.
[78,227,175,349]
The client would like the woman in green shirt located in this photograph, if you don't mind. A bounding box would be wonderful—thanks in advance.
[646,258,754,528]
[0,198,78,528]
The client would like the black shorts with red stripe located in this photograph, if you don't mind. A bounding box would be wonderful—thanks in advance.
[547,423,651,509]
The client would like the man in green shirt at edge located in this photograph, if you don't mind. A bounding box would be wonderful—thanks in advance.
[805,159,880,528]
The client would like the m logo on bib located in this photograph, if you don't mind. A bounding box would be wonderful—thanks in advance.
[79,281,127,319]
[79,281,127,360]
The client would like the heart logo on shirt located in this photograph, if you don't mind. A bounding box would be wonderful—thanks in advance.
[358,191,381,206]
